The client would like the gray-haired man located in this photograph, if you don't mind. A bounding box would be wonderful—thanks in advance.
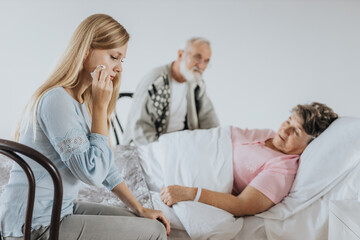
[123,37,219,145]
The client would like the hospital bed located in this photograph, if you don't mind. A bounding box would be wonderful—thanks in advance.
[1,115,359,239]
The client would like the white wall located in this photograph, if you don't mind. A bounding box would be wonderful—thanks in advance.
[1,0,359,139]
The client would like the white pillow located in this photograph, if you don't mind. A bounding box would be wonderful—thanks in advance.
[259,117,360,220]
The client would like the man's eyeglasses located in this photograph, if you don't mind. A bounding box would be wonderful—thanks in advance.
[186,52,211,67]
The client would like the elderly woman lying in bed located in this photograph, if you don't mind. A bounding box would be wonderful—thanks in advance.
[159,102,338,217]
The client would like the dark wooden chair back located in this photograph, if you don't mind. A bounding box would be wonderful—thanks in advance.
[0,139,63,240]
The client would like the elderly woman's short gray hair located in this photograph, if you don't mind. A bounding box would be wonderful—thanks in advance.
[292,102,338,140]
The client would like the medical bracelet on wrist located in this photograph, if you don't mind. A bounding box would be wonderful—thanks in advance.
[194,187,202,202]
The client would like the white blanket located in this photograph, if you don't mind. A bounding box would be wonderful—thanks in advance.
[138,126,244,240]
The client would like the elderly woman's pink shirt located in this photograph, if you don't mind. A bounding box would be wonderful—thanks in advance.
[231,127,299,204]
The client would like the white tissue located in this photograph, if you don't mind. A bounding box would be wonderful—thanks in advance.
[90,65,106,78]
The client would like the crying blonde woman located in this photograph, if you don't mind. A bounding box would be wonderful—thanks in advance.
[0,14,170,240]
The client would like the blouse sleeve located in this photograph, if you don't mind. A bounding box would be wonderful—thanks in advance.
[37,90,123,190]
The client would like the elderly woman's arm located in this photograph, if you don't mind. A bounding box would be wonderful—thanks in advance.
[161,185,274,217]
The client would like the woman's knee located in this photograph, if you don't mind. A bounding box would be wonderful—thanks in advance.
[143,219,167,240]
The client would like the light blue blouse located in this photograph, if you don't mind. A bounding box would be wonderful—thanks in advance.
[0,87,123,237]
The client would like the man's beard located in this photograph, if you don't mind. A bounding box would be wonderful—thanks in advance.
[180,58,203,83]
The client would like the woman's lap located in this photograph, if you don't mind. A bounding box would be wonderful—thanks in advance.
[5,201,166,240]
[60,201,166,240]
[72,201,136,216]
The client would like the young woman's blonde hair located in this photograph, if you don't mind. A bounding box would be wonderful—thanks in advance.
[14,14,129,141]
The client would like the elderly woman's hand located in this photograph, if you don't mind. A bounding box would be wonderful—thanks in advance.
[160,185,197,207]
